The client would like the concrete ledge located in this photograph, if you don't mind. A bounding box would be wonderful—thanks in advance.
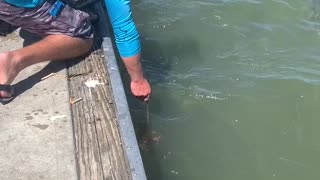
[0,31,78,180]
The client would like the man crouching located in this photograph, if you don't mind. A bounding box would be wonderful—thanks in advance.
[0,0,94,101]
[0,0,151,102]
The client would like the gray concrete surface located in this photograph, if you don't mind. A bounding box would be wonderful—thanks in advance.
[0,30,78,180]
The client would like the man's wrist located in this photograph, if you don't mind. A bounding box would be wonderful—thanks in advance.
[131,74,146,83]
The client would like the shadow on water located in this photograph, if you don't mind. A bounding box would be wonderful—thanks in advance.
[119,33,202,179]
[142,34,202,75]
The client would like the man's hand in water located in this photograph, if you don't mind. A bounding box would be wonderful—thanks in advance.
[122,54,151,102]
[131,78,151,102]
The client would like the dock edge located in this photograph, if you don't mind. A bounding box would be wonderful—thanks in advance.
[95,3,148,180]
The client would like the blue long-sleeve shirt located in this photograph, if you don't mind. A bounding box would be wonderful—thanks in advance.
[103,0,141,57]
[4,0,141,57]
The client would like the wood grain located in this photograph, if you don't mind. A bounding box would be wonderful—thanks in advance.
[67,47,132,180]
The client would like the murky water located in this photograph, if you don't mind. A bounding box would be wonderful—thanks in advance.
[123,0,320,179]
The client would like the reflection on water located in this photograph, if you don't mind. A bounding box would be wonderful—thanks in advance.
[122,0,320,179]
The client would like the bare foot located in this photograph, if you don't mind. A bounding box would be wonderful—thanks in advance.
[0,52,20,98]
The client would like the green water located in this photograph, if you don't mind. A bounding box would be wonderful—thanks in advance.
[124,0,320,179]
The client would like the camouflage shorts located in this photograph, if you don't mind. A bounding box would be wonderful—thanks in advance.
[0,0,93,39]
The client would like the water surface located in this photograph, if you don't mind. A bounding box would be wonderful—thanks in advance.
[123,0,320,179]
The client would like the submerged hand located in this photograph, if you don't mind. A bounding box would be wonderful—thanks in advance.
[131,78,151,102]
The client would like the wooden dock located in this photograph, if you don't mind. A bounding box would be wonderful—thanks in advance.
[66,2,147,180]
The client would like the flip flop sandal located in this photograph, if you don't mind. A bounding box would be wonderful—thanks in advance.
[0,84,14,103]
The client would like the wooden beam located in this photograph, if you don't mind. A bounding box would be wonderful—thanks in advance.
[67,47,132,180]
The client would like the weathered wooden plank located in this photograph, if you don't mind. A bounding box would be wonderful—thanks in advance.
[67,46,132,180]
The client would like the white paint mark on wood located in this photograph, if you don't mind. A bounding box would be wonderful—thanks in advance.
[50,115,67,121]
[85,79,103,88]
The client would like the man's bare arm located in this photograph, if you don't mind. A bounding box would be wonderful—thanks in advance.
[122,53,151,101]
